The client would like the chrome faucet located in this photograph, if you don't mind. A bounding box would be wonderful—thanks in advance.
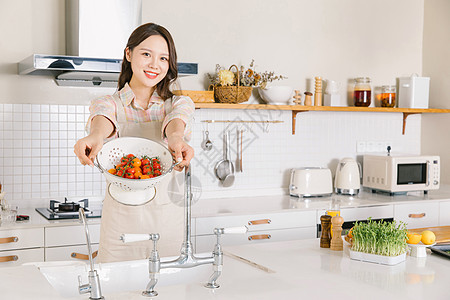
[120,165,247,297]
[78,208,104,300]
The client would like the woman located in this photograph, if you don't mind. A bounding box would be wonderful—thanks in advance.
[74,23,194,263]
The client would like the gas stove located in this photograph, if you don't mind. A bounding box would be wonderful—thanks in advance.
[35,199,102,220]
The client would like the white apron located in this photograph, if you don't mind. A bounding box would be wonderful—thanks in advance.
[97,94,184,263]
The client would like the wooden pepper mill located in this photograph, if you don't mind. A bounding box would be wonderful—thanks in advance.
[293,90,302,105]
[330,215,344,251]
[320,214,332,248]
[314,76,323,106]
[304,92,313,106]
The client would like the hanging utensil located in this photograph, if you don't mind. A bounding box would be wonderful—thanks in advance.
[214,131,235,187]
[240,129,243,172]
[201,130,213,151]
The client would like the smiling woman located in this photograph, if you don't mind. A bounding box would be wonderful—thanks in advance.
[73,22,195,263]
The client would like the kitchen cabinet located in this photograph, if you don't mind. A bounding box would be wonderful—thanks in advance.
[394,202,440,228]
[439,201,450,226]
[194,103,450,135]
[44,224,100,262]
[0,228,44,267]
[194,210,316,252]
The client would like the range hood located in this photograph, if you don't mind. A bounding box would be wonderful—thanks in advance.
[18,0,197,87]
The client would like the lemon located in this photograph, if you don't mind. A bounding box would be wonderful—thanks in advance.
[406,232,422,244]
[421,230,436,245]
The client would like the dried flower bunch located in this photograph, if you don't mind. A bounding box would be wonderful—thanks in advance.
[208,60,286,89]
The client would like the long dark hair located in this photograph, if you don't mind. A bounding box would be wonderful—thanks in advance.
[118,23,178,100]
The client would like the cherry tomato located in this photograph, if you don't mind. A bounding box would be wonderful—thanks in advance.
[141,158,150,165]
[134,172,142,179]
[116,169,124,177]
[154,170,161,176]
[108,168,117,175]
[121,157,130,164]
[153,163,161,170]
[127,154,135,159]
[125,168,135,174]
[132,158,141,167]
[125,173,134,179]
[141,174,150,179]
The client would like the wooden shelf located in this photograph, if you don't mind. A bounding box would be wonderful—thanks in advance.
[194,103,450,135]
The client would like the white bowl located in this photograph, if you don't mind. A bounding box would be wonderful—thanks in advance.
[258,86,294,105]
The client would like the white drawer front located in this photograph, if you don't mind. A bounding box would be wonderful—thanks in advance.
[0,228,44,251]
[439,201,450,226]
[45,244,99,262]
[195,227,316,253]
[195,211,316,236]
[394,202,439,228]
[0,248,44,267]
[45,224,101,247]
[317,205,393,223]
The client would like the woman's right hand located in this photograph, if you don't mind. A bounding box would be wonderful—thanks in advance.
[74,133,104,166]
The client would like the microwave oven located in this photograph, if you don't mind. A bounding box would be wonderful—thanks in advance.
[362,154,440,193]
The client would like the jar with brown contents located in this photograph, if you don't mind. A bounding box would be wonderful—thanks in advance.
[381,85,396,107]
[354,77,371,107]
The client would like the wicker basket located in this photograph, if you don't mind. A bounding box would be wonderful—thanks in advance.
[214,65,253,104]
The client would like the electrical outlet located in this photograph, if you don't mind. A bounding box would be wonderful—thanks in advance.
[375,142,385,152]
[356,141,366,153]
[366,141,375,152]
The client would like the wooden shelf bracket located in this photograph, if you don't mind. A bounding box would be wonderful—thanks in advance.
[402,112,419,135]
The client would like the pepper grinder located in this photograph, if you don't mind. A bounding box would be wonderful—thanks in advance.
[320,215,332,248]
[330,215,344,251]
[314,76,323,106]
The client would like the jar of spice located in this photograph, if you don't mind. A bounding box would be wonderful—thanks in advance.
[381,85,396,107]
[354,77,371,107]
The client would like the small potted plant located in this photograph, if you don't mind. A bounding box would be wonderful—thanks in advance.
[208,60,286,104]
[349,218,408,265]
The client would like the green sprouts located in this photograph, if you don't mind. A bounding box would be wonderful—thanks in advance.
[351,219,408,257]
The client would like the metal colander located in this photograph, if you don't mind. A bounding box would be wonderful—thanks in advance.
[95,137,176,193]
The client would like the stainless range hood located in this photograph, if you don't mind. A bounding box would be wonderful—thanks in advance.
[18,0,197,87]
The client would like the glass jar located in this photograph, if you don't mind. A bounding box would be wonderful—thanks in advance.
[354,77,371,107]
[381,85,396,107]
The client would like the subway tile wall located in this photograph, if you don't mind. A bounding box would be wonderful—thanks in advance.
[0,103,421,203]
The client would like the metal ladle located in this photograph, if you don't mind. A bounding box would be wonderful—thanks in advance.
[201,130,213,151]
[214,131,235,187]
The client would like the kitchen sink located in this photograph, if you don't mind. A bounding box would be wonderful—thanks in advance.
[430,244,450,260]
[30,254,213,298]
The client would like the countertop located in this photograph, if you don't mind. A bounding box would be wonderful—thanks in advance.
[1,238,449,299]
[2,186,450,230]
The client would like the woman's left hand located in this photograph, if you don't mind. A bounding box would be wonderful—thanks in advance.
[167,135,194,171]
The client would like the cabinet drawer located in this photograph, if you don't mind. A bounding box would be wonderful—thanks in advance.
[317,205,393,223]
[394,202,439,228]
[439,201,450,226]
[45,224,101,247]
[0,228,44,251]
[195,227,316,253]
[195,210,316,236]
[0,248,44,267]
[45,244,99,262]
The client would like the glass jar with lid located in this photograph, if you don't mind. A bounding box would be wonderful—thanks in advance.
[354,77,371,107]
[381,85,396,107]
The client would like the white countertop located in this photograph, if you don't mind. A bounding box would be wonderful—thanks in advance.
[2,238,449,299]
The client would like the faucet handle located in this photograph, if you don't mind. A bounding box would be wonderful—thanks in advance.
[78,275,90,295]
[120,233,160,243]
[215,226,248,235]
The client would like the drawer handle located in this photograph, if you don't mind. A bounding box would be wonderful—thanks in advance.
[0,237,19,244]
[248,234,271,241]
[71,250,98,260]
[0,255,18,263]
[248,219,271,226]
[408,213,426,218]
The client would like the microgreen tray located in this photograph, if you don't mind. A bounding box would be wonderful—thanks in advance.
[349,249,406,265]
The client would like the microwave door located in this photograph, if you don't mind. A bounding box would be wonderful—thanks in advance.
[397,163,427,185]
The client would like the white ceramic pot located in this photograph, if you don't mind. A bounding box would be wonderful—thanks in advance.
[258,86,294,105]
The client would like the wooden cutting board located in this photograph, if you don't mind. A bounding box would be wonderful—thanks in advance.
[408,226,450,244]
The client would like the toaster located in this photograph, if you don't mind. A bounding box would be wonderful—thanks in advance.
[289,167,333,197]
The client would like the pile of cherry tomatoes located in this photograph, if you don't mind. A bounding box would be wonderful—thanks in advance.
[108,154,162,179]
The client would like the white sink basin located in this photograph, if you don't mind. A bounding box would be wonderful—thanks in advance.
[30,254,214,298]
